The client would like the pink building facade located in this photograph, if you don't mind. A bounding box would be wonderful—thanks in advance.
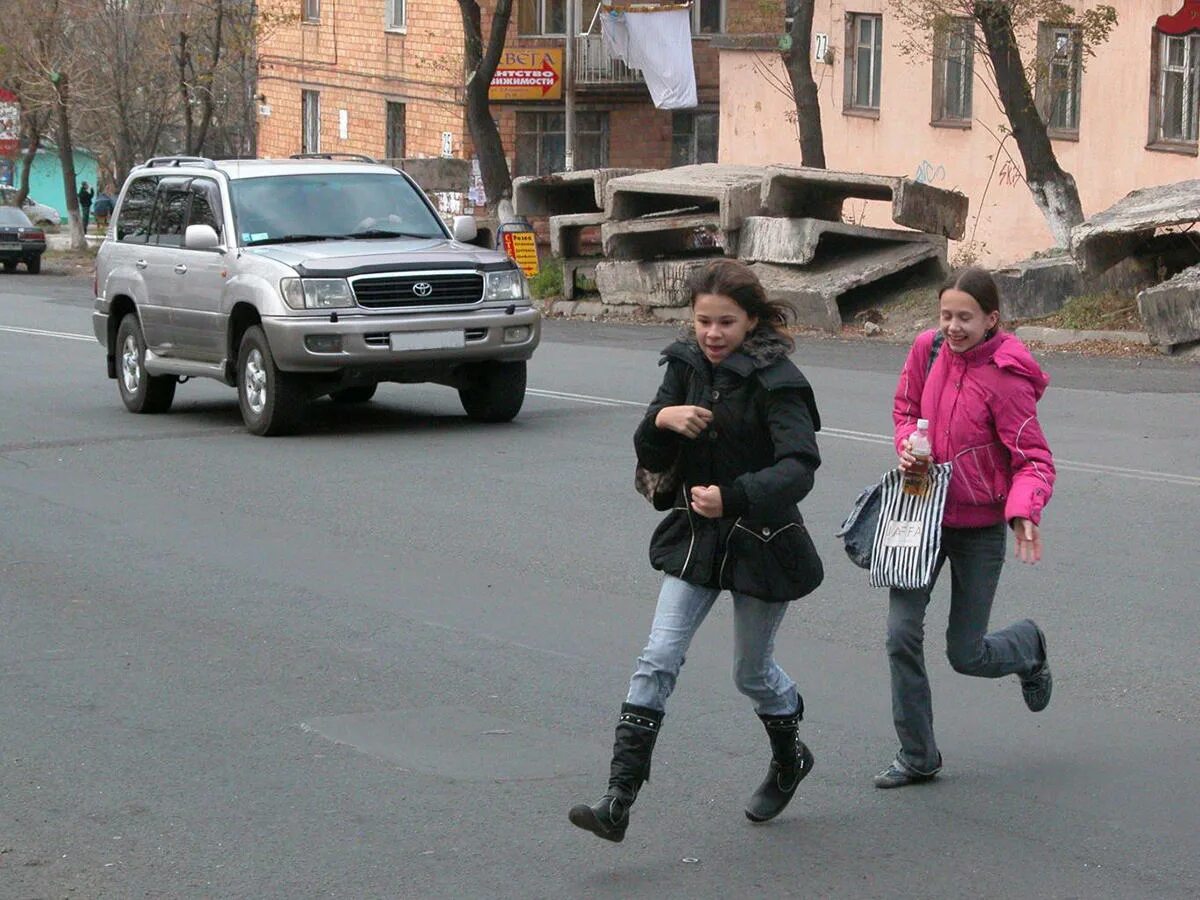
[718,1,1200,266]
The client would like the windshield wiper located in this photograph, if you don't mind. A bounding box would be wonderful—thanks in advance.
[347,229,439,240]
[245,234,348,246]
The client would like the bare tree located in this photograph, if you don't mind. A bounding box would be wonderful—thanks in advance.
[893,0,1117,247]
[783,0,825,168]
[456,0,516,220]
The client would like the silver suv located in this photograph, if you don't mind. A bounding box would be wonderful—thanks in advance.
[93,155,540,435]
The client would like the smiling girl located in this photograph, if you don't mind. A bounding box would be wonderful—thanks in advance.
[568,259,824,841]
[876,267,1057,789]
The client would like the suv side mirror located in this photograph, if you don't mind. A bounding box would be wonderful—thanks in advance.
[452,216,478,243]
[185,224,222,251]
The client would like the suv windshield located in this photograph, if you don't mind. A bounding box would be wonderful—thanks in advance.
[230,172,447,246]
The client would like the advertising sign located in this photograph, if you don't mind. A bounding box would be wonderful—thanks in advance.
[489,49,563,102]
[0,88,20,158]
[501,229,540,278]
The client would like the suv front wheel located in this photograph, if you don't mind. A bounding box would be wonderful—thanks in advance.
[458,361,527,423]
[237,325,307,436]
[116,313,176,414]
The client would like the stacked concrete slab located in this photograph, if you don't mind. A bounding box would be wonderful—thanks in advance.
[513,168,645,300]
[593,164,963,330]
[1071,179,1200,351]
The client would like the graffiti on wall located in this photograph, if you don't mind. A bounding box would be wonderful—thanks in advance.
[998,159,1026,188]
[914,160,946,185]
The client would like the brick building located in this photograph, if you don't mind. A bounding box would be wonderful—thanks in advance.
[256,0,782,205]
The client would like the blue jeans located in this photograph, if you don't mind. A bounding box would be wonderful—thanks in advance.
[886,523,1044,773]
[626,575,800,717]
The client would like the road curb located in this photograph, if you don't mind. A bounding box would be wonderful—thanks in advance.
[1014,325,1151,346]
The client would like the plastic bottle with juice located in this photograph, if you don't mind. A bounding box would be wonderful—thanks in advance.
[902,418,932,497]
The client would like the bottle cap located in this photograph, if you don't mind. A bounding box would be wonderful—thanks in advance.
[917,418,929,430]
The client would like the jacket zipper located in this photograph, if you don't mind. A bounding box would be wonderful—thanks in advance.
[679,480,697,580]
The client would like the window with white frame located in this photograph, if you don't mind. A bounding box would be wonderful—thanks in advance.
[672,111,718,165]
[302,0,319,23]
[518,0,566,35]
[301,90,320,154]
[1151,31,1200,147]
[692,0,722,35]
[1036,24,1082,136]
[386,0,405,30]
[844,13,882,112]
[932,17,973,124]
[514,111,608,176]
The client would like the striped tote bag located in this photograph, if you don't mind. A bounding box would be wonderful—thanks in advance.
[868,462,953,590]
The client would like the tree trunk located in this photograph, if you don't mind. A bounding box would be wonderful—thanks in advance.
[53,73,83,250]
[974,0,1084,247]
[15,107,44,207]
[783,0,825,168]
[457,0,515,222]
[178,31,195,154]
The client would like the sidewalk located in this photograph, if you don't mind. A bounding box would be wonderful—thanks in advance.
[45,232,103,251]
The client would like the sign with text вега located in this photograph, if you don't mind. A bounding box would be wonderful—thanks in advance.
[489,49,563,102]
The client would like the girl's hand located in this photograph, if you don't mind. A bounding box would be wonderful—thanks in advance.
[656,405,713,439]
[897,437,916,471]
[689,485,724,519]
[1012,518,1042,564]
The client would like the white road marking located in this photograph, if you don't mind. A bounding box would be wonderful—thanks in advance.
[0,324,93,342]
[3,332,1196,487]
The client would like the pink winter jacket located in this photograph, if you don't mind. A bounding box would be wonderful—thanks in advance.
[893,329,1056,528]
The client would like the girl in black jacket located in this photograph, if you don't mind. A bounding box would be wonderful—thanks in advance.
[568,260,823,843]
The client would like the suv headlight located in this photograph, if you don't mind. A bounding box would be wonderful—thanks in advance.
[484,268,528,302]
[280,277,355,310]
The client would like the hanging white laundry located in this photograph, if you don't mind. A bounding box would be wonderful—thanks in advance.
[601,8,697,110]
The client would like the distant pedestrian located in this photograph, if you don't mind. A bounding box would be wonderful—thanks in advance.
[568,259,824,843]
[875,267,1056,790]
[78,181,94,232]
[93,190,114,231]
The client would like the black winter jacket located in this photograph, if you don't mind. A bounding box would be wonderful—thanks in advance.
[634,327,823,603]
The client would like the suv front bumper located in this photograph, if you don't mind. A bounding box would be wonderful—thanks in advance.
[261,305,541,373]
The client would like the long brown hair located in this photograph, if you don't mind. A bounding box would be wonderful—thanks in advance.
[687,260,794,345]
[939,267,1001,315]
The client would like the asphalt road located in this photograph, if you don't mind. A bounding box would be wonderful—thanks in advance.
[2,271,1198,899]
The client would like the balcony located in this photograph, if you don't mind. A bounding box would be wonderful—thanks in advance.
[574,33,643,85]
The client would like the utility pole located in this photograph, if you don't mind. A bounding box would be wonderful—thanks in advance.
[564,0,576,171]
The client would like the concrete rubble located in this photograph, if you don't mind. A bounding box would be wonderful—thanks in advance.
[513,163,966,331]
[1070,179,1200,351]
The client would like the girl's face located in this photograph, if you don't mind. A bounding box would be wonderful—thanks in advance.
[939,288,1000,353]
[693,292,758,364]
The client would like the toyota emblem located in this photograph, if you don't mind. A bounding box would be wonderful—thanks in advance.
[412,281,434,297]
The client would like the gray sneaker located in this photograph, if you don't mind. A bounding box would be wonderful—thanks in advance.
[1021,627,1052,713]
[873,755,941,789]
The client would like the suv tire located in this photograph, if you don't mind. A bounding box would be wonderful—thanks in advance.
[237,325,307,436]
[116,314,176,414]
[330,384,378,404]
[458,360,527,423]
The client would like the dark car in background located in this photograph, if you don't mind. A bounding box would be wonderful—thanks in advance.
[0,206,47,274]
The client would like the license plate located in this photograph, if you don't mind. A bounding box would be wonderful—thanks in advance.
[0,243,21,251]
[389,330,466,351]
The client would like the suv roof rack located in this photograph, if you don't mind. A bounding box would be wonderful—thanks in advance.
[142,156,217,169]
[289,152,380,163]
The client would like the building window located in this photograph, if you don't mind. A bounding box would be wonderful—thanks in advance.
[932,17,973,125]
[672,111,718,165]
[514,111,608,176]
[1150,30,1200,149]
[301,90,320,154]
[692,0,722,35]
[386,102,406,161]
[845,13,883,113]
[302,0,319,23]
[518,0,565,36]
[1036,24,1082,137]
[386,0,405,30]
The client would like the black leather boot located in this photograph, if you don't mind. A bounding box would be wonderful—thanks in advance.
[744,706,813,823]
[568,703,662,843]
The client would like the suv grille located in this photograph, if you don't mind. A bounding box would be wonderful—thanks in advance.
[352,272,484,308]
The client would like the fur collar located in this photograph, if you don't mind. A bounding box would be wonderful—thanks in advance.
[676,324,793,368]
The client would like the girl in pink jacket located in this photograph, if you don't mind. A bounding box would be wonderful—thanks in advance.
[875,267,1056,789]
